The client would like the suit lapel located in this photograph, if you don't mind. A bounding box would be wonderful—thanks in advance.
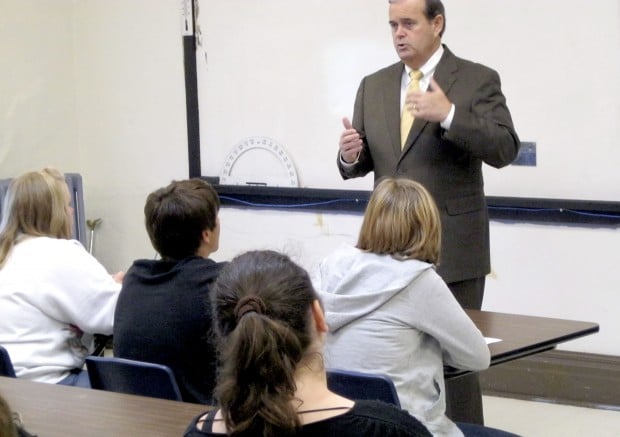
[433,45,458,98]
[381,63,406,160]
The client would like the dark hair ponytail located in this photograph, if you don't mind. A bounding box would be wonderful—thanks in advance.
[211,250,317,436]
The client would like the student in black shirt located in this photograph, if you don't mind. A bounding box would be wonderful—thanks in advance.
[114,178,226,404]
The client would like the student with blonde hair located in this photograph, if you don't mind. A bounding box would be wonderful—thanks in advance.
[0,168,122,387]
[0,394,18,437]
[314,177,498,436]
[184,250,431,437]
[0,394,36,437]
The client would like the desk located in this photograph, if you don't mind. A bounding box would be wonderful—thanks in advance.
[0,312,600,435]
[0,376,208,437]
[445,310,600,379]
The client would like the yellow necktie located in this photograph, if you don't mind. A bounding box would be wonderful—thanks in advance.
[400,70,423,149]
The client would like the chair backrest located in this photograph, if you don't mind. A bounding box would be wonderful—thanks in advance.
[326,368,401,407]
[85,356,183,401]
[0,345,17,377]
[0,173,87,248]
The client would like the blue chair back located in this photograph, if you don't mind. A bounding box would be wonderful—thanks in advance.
[326,368,401,407]
[0,345,17,377]
[0,173,87,248]
[85,356,182,401]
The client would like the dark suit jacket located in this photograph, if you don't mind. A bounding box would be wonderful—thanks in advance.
[338,46,520,284]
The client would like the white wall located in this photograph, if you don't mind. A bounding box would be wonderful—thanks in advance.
[0,0,79,172]
[72,0,190,270]
[1,0,189,270]
[1,1,618,357]
[483,221,619,355]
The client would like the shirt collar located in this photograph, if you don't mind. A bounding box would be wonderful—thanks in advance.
[404,45,444,79]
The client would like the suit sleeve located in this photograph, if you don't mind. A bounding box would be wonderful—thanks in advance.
[444,68,520,169]
[337,77,375,180]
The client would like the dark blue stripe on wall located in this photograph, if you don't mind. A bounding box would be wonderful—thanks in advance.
[205,181,620,226]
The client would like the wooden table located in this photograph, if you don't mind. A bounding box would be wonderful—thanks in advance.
[0,376,208,437]
[0,311,600,434]
[445,310,600,379]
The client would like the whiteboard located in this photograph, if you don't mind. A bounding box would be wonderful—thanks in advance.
[196,0,620,202]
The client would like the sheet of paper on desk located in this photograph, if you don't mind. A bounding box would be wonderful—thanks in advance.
[485,337,502,344]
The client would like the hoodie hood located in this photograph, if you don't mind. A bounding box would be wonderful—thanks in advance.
[313,244,433,333]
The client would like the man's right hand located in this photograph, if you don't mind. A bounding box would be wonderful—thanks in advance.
[339,117,363,163]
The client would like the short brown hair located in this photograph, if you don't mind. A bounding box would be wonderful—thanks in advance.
[357,177,441,264]
[144,178,220,260]
[388,0,446,37]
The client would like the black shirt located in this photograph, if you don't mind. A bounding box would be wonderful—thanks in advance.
[113,256,225,404]
[183,400,431,437]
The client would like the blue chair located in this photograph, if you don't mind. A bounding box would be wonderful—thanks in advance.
[0,345,16,377]
[326,368,400,407]
[85,356,182,401]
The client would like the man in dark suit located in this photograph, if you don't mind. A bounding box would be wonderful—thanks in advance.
[337,0,520,425]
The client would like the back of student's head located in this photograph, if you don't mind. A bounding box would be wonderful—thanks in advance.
[0,394,18,437]
[357,177,441,264]
[0,168,72,267]
[144,178,219,260]
[211,250,318,437]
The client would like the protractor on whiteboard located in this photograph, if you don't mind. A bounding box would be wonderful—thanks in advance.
[220,136,299,187]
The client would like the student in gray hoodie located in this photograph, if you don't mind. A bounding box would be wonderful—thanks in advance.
[313,177,491,437]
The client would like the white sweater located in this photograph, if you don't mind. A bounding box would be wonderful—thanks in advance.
[313,244,490,437]
[0,237,121,383]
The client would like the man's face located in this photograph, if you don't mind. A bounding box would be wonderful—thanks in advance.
[389,0,443,69]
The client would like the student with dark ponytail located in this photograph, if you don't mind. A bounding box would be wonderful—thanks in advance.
[184,250,431,437]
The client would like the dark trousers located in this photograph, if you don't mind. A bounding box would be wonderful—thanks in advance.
[445,277,486,425]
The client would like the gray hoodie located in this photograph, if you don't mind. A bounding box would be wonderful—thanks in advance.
[313,244,490,437]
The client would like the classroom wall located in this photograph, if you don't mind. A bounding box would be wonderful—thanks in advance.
[1,1,618,357]
[71,0,190,269]
[1,0,189,268]
[0,0,79,173]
